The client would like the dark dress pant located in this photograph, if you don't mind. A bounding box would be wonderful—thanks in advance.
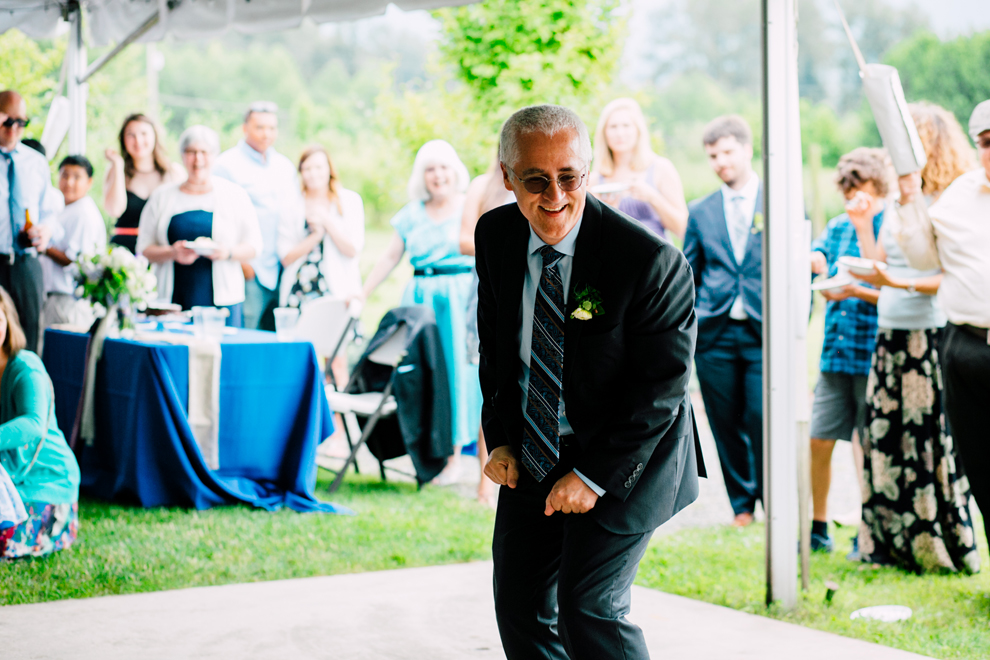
[0,254,44,353]
[693,319,763,515]
[941,323,990,544]
[493,450,652,660]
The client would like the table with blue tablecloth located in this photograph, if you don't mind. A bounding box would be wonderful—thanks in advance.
[42,328,348,513]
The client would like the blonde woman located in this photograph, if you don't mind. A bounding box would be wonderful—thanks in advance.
[363,140,478,482]
[590,97,688,238]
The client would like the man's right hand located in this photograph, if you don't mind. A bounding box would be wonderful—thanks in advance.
[484,445,519,489]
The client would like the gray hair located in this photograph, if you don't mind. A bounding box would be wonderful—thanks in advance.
[407,139,471,202]
[178,125,221,156]
[499,105,592,169]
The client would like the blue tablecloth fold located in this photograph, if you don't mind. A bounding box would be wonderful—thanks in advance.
[43,329,351,514]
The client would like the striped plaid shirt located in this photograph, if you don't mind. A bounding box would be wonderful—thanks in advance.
[811,209,884,376]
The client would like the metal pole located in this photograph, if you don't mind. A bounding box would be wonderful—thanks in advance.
[147,43,161,119]
[762,0,810,610]
[67,3,87,155]
[80,10,161,84]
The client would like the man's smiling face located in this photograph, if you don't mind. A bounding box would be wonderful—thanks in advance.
[502,129,588,246]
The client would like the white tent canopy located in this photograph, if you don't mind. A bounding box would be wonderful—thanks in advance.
[1,0,472,43]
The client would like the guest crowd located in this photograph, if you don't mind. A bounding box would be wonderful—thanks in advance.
[1,81,988,584]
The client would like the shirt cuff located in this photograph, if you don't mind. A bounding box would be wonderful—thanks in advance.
[573,469,605,497]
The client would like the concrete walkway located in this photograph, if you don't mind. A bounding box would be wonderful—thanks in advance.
[0,561,931,659]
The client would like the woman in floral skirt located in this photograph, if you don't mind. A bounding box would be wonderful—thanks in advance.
[850,104,980,573]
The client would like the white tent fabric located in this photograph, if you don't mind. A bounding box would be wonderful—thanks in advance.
[0,0,472,44]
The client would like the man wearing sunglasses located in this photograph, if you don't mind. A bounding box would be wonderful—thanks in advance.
[0,90,63,352]
[896,98,990,581]
[475,104,703,660]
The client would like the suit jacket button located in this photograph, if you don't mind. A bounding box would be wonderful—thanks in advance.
[624,479,632,488]
[636,463,643,471]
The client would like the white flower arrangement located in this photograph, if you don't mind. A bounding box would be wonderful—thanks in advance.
[75,247,158,315]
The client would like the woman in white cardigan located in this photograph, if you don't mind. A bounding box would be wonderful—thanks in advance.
[137,125,263,327]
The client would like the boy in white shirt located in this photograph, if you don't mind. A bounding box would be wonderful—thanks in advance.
[40,155,107,343]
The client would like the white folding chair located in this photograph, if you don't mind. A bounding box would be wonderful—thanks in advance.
[292,297,361,390]
[323,323,410,493]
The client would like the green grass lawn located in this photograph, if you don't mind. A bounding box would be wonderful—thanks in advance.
[0,471,494,606]
[637,520,990,660]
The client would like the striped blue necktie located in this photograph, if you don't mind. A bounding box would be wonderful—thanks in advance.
[522,245,565,482]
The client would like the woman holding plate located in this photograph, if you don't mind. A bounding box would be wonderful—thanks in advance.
[137,125,263,327]
[589,98,688,238]
[846,103,979,573]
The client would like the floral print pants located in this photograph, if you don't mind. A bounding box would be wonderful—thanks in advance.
[859,328,980,574]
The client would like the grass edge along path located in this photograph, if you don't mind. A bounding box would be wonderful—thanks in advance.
[637,519,990,660]
[0,471,495,606]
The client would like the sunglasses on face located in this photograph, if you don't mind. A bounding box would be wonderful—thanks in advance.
[507,166,587,194]
[2,117,29,129]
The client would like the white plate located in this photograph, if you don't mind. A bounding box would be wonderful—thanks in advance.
[811,276,853,292]
[839,256,885,276]
[850,605,912,622]
[589,182,630,195]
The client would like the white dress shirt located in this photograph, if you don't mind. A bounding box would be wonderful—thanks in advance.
[900,168,990,329]
[213,141,304,291]
[720,173,760,320]
[41,196,107,295]
[517,216,603,495]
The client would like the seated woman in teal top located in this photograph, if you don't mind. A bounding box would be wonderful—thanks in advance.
[362,140,481,481]
[0,286,80,559]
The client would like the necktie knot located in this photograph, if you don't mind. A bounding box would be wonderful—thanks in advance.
[539,245,563,269]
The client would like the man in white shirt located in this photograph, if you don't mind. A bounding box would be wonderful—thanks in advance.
[213,102,303,330]
[40,155,107,344]
[897,98,990,559]
[0,89,63,352]
[682,115,764,527]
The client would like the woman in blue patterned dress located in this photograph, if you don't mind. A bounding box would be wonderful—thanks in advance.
[362,140,480,482]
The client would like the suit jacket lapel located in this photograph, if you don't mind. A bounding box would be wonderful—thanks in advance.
[496,209,529,391]
[741,184,764,268]
[564,194,604,380]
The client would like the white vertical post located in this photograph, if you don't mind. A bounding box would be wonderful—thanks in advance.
[762,0,810,610]
[67,4,87,155]
[147,43,161,119]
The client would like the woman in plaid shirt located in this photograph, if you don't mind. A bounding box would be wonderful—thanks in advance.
[807,148,887,553]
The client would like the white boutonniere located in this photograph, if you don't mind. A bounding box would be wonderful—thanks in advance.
[751,211,764,235]
[570,285,604,321]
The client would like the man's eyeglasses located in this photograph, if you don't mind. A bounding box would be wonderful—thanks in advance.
[507,166,586,194]
[2,117,29,129]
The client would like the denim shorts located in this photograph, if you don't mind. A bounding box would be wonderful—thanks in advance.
[810,371,868,442]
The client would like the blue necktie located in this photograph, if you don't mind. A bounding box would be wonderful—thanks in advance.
[1,150,22,255]
[522,245,566,482]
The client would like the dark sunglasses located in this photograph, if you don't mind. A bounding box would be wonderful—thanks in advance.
[2,117,29,129]
[507,166,586,194]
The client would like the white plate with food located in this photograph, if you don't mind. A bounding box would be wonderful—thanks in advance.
[589,182,630,195]
[187,237,220,256]
[838,256,887,276]
[811,275,853,292]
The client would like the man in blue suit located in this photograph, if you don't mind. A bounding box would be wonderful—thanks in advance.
[683,115,763,526]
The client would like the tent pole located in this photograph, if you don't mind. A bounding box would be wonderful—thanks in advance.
[762,0,810,611]
[80,10,160,84]
[67,2,87,155]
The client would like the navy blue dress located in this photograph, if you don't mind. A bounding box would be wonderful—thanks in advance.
[167,210,243,327]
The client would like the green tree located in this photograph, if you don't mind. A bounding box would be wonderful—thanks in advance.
[0,30,63,142]
[433,0,624,136]
[885,30,990,128]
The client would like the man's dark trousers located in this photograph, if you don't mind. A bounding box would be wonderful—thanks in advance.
[693,319,762,515]
[493,441,652,660]
[0,254,44,352]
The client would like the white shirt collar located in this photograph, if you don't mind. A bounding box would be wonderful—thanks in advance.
[527,214,583,259]
[721,171,760,203]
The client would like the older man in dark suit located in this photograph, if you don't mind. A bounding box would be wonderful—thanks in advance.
[476,104,703,660]
[682,115,764,527]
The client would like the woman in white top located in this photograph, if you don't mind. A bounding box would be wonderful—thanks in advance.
[278,145,365,308]
[137,125,263,327]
